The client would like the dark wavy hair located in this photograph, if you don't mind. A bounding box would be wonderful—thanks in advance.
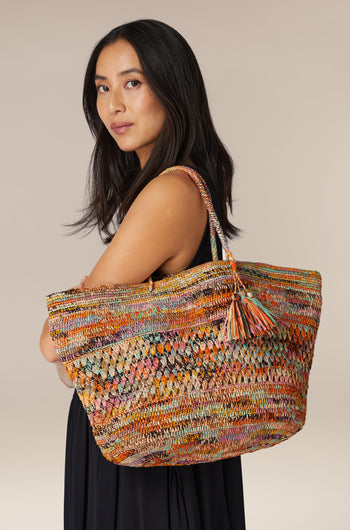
[69,19,239,243]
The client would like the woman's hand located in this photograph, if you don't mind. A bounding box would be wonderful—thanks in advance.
[40,317,59,362]
[40,275,89,363]
[77,275,88,289]
[53,360,74,388]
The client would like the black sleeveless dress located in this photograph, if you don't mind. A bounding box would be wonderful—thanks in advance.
[64,165,246,530]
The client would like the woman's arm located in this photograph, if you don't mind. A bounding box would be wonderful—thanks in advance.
[40,169,207,361]
[53,360,75,388]
[40,276,88,363]
[40,317,59,362]
[84,169,207,288]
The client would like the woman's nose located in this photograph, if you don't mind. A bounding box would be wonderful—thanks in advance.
[108,89,126,114]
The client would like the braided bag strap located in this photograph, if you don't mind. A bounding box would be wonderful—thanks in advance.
[155,166,278,341]
[158,165,235,264]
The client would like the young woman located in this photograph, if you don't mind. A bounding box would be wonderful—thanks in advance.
[40,19,246,530]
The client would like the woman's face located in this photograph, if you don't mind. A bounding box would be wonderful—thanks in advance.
[94,39,166,169]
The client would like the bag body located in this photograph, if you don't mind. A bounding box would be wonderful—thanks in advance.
[47,166,322,467]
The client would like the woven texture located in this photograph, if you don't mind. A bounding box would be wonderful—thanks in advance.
[47,166,322,467]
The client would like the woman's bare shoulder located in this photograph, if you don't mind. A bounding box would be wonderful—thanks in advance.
[84,167,207,287]
[140,167,203,200]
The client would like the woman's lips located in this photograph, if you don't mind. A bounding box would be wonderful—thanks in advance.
[111,122,134,134]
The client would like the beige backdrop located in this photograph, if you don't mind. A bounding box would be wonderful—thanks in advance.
[1,1,348,528]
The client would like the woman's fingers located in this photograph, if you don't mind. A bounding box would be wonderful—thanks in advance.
[76,275,89,289]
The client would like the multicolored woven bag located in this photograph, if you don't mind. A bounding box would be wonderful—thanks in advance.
[47,165,322,467]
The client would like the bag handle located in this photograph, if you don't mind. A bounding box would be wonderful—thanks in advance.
[150,166,278,341]
[158,165,235,264]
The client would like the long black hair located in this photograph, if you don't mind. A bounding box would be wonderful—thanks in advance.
[69,19,239,243]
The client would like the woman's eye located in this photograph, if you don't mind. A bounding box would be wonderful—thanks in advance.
[125,80,140,88]
[96,85,109,93]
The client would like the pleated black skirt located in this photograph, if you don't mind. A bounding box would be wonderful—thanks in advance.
[64,165,246,529]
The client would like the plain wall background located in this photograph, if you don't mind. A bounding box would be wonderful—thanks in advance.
[1,1,349,528]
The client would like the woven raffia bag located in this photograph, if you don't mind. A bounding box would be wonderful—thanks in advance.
[47,165,322,467]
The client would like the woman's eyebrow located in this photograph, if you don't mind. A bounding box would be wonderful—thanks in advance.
[94,68,144,81]
[118,67,143,76]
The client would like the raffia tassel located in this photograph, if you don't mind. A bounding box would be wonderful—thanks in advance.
[224,291,279,341]
[224,293,251,341]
